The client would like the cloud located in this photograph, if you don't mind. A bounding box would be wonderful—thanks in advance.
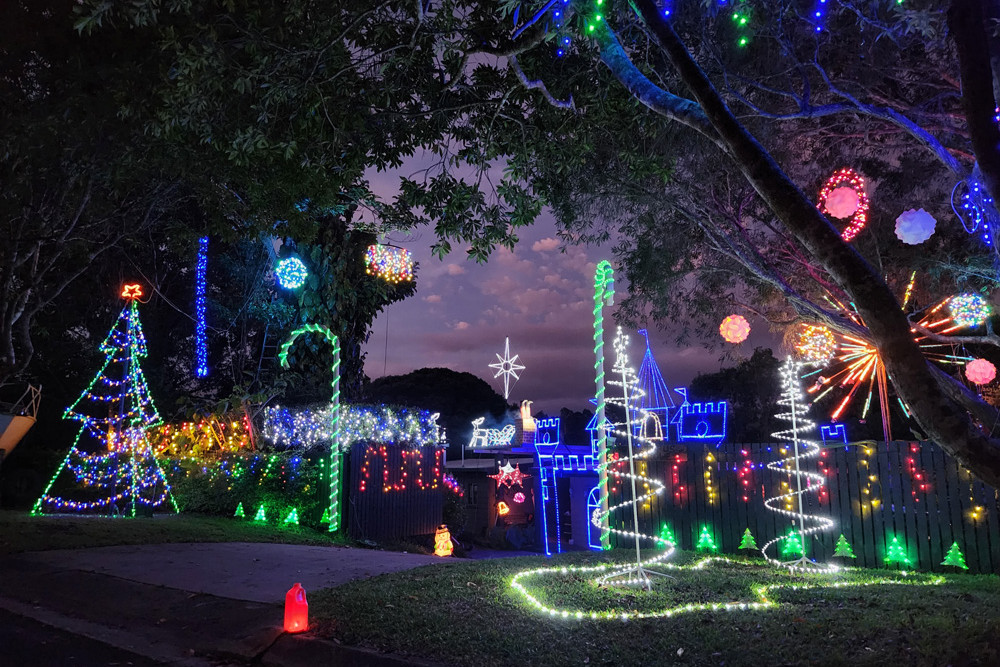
[446,263,466,276]
[454,321,470,331]
[532,237,561,252]
[424,294,442,303]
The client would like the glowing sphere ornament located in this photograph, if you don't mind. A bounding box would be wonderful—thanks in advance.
[965,358,996,385]
[949,293,991,328]
[817,168,869,241]
[719,314,750,344]
[894,208,937,245]
[365,244,414,283]
[794,325,837,365]
[275,257,308,289]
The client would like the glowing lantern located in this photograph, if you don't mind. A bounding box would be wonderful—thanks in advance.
[894,208,936,245]
[949,293,991,328]
[794,325,837,365]
[283,583,308,633]
[434,524,453,557]
[966,358,996,385]
[825,187,859,219]
[817,168,869,241]
[275,257,308,289]
[719,314,750,344]
[497,501,511,516]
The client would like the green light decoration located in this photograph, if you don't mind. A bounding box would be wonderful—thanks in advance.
[833,534,856,559]
[319,507,331,524]
[885,535,912,567]
[941,542,968,570]
[253,504,267,522]
[282,508,300,526]
[696,525,719,552]
[658,523,676,548]
[592,260,614,551]
[738,528,758,551]
[780,529,805,558]
[279,324,341,533]
[234,502,245,518]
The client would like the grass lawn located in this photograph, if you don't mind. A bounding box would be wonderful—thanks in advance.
[310,549,1000,667]
[0,509,345,555]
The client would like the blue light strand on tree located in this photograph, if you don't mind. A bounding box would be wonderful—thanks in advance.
[195,236,208,377]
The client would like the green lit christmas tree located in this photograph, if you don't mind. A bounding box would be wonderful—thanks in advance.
[738,528,757,551]
[283,508,300,526]
[31,285,177,517]
[253,504,267,522]
[941,542,968,570]
[696,525,719,552]
[658,523,676,548]
[234,502,246,518]
[833,534,856,559]
[885,536,912,567]
[780,528,805,558]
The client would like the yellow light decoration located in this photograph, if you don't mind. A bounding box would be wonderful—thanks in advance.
[434,524,453,557]
[719,314,750,344]
[497,501,511,516]
[794,325,837,365]
[121,283,144,299]
[151,415,253,458]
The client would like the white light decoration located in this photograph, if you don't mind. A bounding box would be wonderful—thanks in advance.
[825,186,860,219]
[761,359,837,573]
[590,327,671,590]
[489,337,525,400]
[894,208,937,245]
[262,404,441,450]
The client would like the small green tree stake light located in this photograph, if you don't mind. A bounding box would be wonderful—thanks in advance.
[833,534,856,559]
[780,528,805,558]
[234,502,246,518]
[885,535,912,568]
[283,508,300,526]
[941,542,969,570]
[696,525,719,552]
[739,528,758,551]
[253,504,267,523]
[658,523,676,549]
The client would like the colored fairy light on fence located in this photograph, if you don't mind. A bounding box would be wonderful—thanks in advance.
[194,237,209,377]
[719,314,750,343]
[965,358,996,385]
[948,293,990,328]
[794,325,837,365]
[275,257,308,289]
[284,583,308,633]
[817,168,869,241]
[365,244,413,283]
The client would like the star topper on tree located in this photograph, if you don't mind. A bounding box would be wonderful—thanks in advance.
[489,337,525,400]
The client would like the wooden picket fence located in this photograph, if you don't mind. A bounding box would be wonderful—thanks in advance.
[608,441,1000,574]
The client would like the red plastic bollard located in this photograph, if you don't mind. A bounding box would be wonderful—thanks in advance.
[284,583,308,633]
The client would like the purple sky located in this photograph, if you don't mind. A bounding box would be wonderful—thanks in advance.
[361,164,777,414]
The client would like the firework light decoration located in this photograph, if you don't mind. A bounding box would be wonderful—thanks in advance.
[965,358,996,385]
[591,327,671,590]
[275,257,308,289]
[719,314,751,343]
[794,325,837,365]
[817,168,869,241]
[365,244,413,283]
[948,293,991,328]
[761,359,837,573]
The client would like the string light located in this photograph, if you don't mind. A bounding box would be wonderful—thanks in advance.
[275,257,308,289]
[948,293,991,327]
[952,176,998,246]
[817,168,869,241]
[467,416,516,449]
[194,236,209,377]
[489,337,525,400]
[592,260,615,550]
[761,359,837,573]
[364,244,413,283]
[357,444,443,493]
[794,325,837,365]
[263,404,441,449]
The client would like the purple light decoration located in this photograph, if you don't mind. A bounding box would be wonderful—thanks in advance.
[195,236,208,377]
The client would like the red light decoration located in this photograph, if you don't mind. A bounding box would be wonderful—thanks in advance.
[817,168,869,241]
[966,358,996,385]
[488,462,530,488]
[719,314,750,343]
[284,583,308,633]
[358,445,443,493]
[121,283,143,299]
[905,443,930,502]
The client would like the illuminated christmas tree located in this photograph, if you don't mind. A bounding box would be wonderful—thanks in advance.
[696,525,719,552]
[941,542,968,570]
[283,508,300,526]
[658,523,676,548]
[253,504,267,522]
[780,528,805,558]
[833,534,856,559]
[234,502,246,518]
[32,285,177,517]
[738,528,758,551]
[885,536,912,567]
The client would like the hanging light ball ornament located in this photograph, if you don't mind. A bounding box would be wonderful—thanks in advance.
[817,168,869,241]
[794,324,838,365]
[719,314,751,344]
[965,358,996,385]
[275,257,308,289]
[949,293,991,328]
[894,208,937,245]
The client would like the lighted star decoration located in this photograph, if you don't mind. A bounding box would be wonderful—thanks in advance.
[489,462,530,488]
[121,283,143,299]
[489,337,525,399]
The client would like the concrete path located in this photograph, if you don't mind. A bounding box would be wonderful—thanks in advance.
[31,542,443,603]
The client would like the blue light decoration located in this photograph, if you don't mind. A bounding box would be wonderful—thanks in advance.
[634,329,676,438]
[32,288,179,516]
[275,257,308,289]
[262,404,441,450]
[811,0,829,32]
[194,236,208,377]
[820,423,848,444]
[952,172,999,247]
[672,387,729,445]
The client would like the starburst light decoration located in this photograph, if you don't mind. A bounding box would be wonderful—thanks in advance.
[719,314,751,343]
[275,257,308,289]
[761,359,837,573]
[365,244,414,283]
[794,325,837,365]
[948,293,991,328]
[489,337,525,399]
[965,358,996,385]
[817,168,869,241]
